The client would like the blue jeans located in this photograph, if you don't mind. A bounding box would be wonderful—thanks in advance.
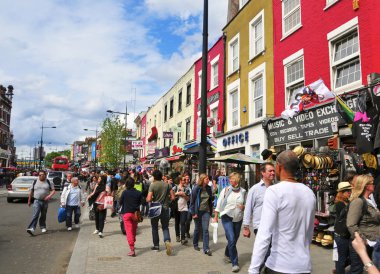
[193,211,210,252]
[349,240,364,274]
[335,234,350,274]
[180,211,188,240]
[27,200,48,230]
[150,207,171,247]
[66,205,81,228]
[221,215,242,266]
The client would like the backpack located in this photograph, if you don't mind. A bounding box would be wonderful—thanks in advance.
[335,197,368,238]
[32,179,53,191]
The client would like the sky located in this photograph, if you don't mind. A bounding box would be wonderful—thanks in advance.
[0,0,228,158]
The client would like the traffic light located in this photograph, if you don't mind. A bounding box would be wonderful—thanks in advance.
[328,135,338,149]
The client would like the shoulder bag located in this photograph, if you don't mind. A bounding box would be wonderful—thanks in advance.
[148,184,169,218]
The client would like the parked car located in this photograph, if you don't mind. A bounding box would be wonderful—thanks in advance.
[47,171,67,190]
[7,176,37,203]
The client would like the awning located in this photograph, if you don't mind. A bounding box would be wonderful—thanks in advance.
[166,155,182,161]
[183,138,216,155]
[148,126,158,142]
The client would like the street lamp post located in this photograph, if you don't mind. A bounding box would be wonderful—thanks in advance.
[39,123,56,170]
[83,128,98,169]
[107,101,129,170]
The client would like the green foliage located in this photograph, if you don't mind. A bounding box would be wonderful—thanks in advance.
[45,150,70,168]
[99,116,124,169]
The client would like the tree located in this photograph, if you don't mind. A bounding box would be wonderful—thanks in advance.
[99,116,124,169]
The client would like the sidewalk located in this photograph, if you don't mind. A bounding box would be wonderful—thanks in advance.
[67,208,334,274]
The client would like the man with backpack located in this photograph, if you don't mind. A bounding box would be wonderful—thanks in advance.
[26,170,56,235]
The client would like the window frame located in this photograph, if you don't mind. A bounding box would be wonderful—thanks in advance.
[249,10,265,60]
[283,49,305,108]
[282,0,302,38]
[198,70,202,99]
[164,104,168,122]
[327,17,361,93]
[185,118,191,141]
[186,83,191,106]
[248,62,266,123]
[178,89,182,112]
[169,97,174,118]
[210,55,220,90]
[177,122,182,144]
[227,79,240,130]
[228,33,240,75]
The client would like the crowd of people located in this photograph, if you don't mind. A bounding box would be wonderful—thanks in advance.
[23,149,380,273]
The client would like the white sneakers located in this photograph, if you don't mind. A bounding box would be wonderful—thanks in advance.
[26,228,34,236]
[41,228,47,233]
[232,265,240,272]
[93,230,99,234]
[67,227,72,231]
[98,232,103,238]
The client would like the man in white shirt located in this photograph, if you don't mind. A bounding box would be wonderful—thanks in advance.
[249,150,316,274]
[243,163,275,237]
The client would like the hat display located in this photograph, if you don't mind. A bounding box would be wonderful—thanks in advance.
[315,232,324,243]
[302,153,315,168]
[337,181,352,192]
[261,149,273,161]
[321,234,334,246]
[293,146,305,157]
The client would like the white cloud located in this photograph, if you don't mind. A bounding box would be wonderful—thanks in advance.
[0,0,228,158]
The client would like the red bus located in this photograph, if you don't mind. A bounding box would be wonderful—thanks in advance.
[52,156,69,171]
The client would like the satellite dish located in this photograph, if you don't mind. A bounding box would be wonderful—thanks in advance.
[207,117,215,127]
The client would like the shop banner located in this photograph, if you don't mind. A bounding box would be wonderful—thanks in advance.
[132,141,143,150]
[163,131,173,139]
[147,141,156,155]
[267,103,346,146]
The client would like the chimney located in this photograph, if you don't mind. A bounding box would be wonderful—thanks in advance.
[227,0,239,23]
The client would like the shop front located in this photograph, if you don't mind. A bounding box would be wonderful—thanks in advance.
[216,124,267,187]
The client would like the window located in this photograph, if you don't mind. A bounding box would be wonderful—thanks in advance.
[210,108,218,136]
[249,63,266,122]
[325,0,339,8]
[164,104,168,122]
[186,83,191,105]
[282,0,301,37]
[178,89,182,112]
[198,71,202,99]
[228,34,240,74]
[170,98,174,118]
[177,122,182,143]
[212,62,218,88]
[158,111,161,126]
[284,50,304,107]
[185,118,191,141]
[231,91,239,127]
[250,11,264,59]
[330,29,361,91]
[239,0,249,9]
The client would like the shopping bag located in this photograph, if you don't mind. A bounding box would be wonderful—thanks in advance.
[104,195,114,210]
[58,207,66,223]
[148,202,162,218]
[88,204,95,221]
[210,220,218,244]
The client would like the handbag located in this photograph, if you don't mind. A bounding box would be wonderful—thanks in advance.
[95,191,107,211]
[104,195,114,210]
[148,184,169,218]
[133,210,143,223]
[58,207,66,223]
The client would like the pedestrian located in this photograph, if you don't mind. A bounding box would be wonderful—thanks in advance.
[184,173,193,239]
[214,172,246,272]
[141,174,151,217]
[61,177,85,231]
[61,172,73,191]
[85,171,96,194]
[87,174,107,238]
[249,150,316,274]
[190,173,213,256]
[115,177,127,234]
[242,163,275,271]
[146,169,175,255]
[26,170,56,235]
[352,231,380,274]
[119,177,143,257]
[347,174,380,274]
[173,175,191,244]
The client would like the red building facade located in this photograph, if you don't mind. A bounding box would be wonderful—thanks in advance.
[193,36,225,139]
[273,0,380,116]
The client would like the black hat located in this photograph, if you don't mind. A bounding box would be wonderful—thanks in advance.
[261,149,273,160]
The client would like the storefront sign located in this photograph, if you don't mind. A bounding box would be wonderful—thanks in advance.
[155,147,170,158]
[147,141,156,154]
[163,132,173,139]
[267,103,346,146]
[197,92,220,111]
[222,131,249,147]
[132,141,143,150]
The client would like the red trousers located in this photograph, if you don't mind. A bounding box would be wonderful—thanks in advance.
[123,213,137,251]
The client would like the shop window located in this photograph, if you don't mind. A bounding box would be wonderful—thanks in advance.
[249,10,264,59]
[316,137,329,148]
[328,21,361,93]
[284,50,304,107]
[282,0,301,38]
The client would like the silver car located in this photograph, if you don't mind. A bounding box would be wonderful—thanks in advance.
[7,176,37,203]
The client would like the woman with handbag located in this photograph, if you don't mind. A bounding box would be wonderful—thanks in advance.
[190,173,213,256]
[87,175,107,238]
[119,177,143,257]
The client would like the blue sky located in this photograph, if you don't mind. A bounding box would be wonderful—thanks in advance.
[0,0,228,158]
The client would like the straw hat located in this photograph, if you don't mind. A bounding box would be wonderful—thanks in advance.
[337,182,352,192]
[293,146,304,157]
[321,234,334,246]
[302,153,314,168]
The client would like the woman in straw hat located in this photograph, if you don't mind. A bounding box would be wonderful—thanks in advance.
[347,174,380,274]
[334,182,353,274]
